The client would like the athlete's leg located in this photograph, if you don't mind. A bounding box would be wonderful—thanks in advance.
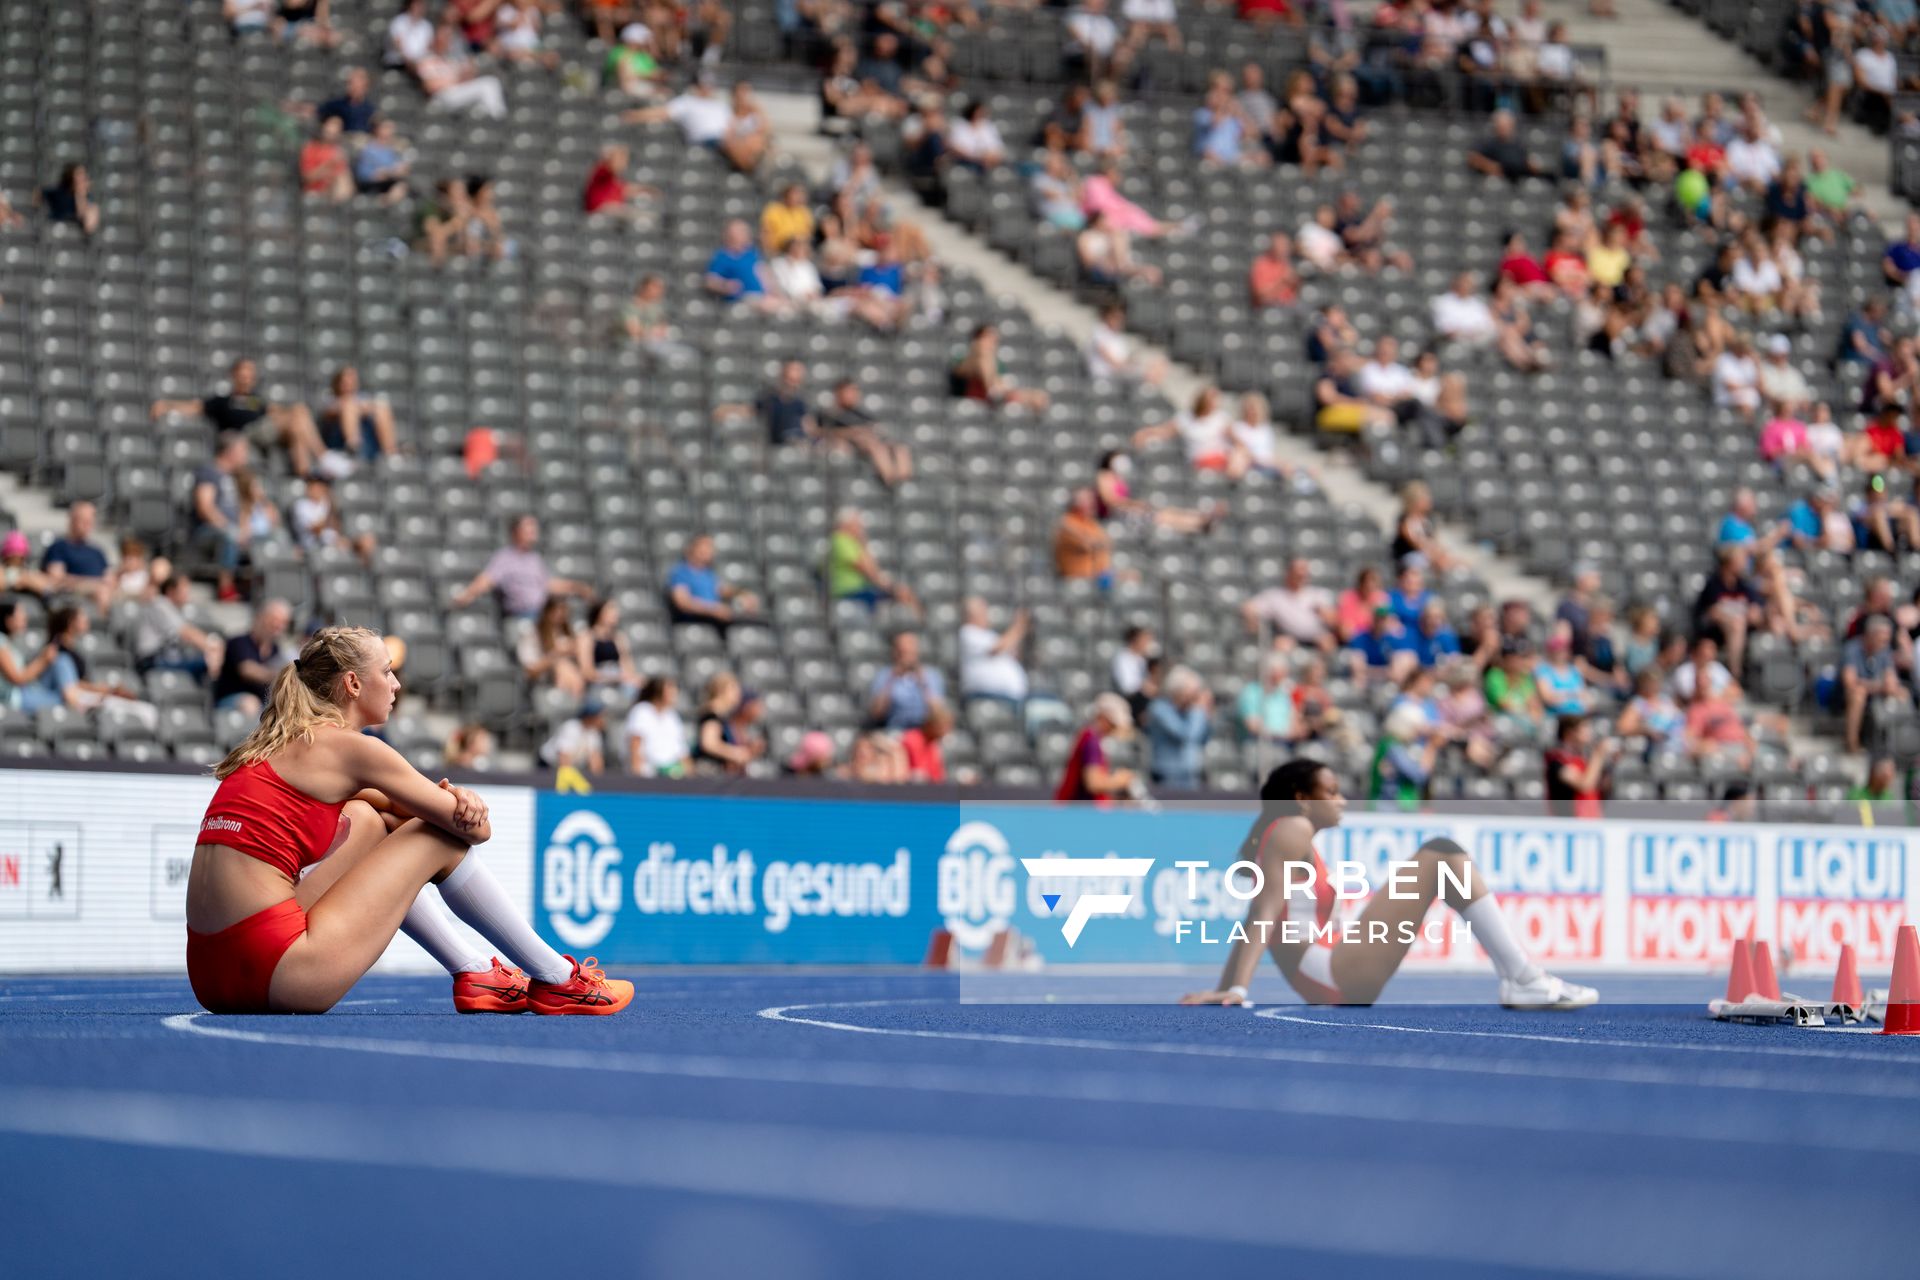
[1329,842,1467,1004]
[269,817,471,1012]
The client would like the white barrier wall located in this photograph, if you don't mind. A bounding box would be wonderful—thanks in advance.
[0,768,534,974]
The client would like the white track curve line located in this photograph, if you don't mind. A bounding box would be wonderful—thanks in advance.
[759,999,1920,1100]
[1254,1009,1920,1064]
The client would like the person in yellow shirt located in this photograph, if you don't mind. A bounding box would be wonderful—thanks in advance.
[1584,222,1631,289]
[760,182,815,256]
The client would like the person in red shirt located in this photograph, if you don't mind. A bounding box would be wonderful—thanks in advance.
[1861,415,1907,468]
[1684,120,1725,184]
[298,116,354,202]
[900,701,952,782]
[1542,228,1590,296]
[582,143,657,221]
[1248,230,1300,308]
[1497,229,1553,298]
[1055,694,1138,803]
[1544,714,1615,819]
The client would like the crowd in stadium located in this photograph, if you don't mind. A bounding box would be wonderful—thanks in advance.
[2,0,1919,813]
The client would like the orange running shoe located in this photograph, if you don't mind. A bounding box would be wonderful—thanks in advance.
[452,957,530,1014]
[526,955,633,1016]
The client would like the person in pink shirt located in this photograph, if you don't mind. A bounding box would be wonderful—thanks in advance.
[1080,158,1185,238]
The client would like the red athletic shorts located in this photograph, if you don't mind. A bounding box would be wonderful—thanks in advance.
[187,898,308,1014]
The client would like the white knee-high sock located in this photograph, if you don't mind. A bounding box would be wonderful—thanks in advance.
[437,853,573,983]
[401,886,492,976]
[1461,896,1542,985]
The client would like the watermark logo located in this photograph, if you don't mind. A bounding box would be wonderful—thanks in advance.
[1021,856,1155,946]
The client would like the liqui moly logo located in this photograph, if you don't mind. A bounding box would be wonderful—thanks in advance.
[1776,835,1911,967]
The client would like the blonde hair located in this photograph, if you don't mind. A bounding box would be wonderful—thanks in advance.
[213,625,383,778]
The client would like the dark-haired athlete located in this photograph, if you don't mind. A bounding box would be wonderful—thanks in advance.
[1182,758,1597,1009]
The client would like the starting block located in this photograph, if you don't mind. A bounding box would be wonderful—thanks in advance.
[1707,994,1867,1027]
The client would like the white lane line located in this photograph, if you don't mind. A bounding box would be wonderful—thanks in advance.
[1254,1009,1920,1063]
[0,990,189,1002]
[759,1000,1920,1100]
[0,1083,1894,1280]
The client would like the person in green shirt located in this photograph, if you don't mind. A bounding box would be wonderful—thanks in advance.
[1849,756,1899,803]
[1806,148,1857,220]
[1484,640,1544,735]
[826,508,921,614]
[605,23,662,98]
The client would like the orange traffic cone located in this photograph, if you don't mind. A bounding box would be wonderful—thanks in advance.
[1724,932,1757,1004]
[1832,943,1864,1009]
[1882,924,1920,1036]
[1751,939,1782,1002]
[923,928,954,969]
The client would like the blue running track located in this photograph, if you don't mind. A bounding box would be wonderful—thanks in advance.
[2,970,1916,1279]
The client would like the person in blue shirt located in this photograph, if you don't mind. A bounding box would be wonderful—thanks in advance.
[1714,487,1785,552]
[1883,211,1920,301]
[703,218,775,310]
[1346,605,1418,682]
[39,500,111,609]
[867,630,946,732]
[318,67,378,136]
[1837,298,1890,366]
[665,533,759,634]
[1534,632,1592,717]
[1193,81,1252,167]
[1386,561,1433,628]
[1410,599,1461,667]
[1145,666,1213,789]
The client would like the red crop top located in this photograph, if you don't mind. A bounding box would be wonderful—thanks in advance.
[197,760,345,880]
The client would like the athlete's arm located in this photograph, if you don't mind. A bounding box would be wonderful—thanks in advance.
[336,735,492,844]
[1181,821,1303,1006]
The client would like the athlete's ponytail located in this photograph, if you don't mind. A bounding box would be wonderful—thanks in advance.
[1230,758,1332,869]
[213,625,382,778]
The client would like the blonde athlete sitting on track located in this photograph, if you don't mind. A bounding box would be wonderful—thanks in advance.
[1182,758,1597,1010]
[185,624,632,1016]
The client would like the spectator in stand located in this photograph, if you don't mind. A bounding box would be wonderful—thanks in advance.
[1411,600,1463,668]
[821,42,906,126]
[518,597,587,701]
[1723,119,1781,194]
[452,514,591,624]
[693,674,762,775]
[212,598,291,715]
[1065,0,1123,80]
[625,676,690,777]
[318,66,377,136]
[818,378,912,487]
[1082,78,1130,161]
[1229,391,1306,482]
[579,598,641,700]
[1838,296,1890,368]
[1081,157,1188,240]
[1120,0,1183,61]
[1757,334,1813,416]
[1347,604,1418,684]
[740,359,812,447]
[1535,630,1593,717]
[582,144,658,225]
[948,100,1008,172]
[349,117,412,205]
[539,698,608,778]
[1314,349,1395,436]
[495,2,557,68]
[606,23,665,98]
[299,117,355,202]
[1784,485,1855,553]
[1243,558,1338,652]
[1237,652,1300,745]
[1146,665,1211,789]
[0,599,51,710]
[132,574,223,681]
[1249,231,1300,309]
[1111,624,1157,698]
[1857,474,1920,552]
[1886,212,1920,310]
[900,702,952,783]
[1432,271,1550,371]
[385,0,433,65]
[38,163,99,237]
[665,533,760,633]
[1093,449,1223,534]
[1386,560,1434,628]
[1468,110,1543,182]
[39,501,110,611]
[412,25,507,119]
[717,82,772,176]
[953,324,1051,412]
[153,356,325,479]
[702,218,780,313]
[1333,565,1388,643]
[1617,667,1687,757]
[444,722,495,770]
[1805,148,1858,222]
[1193,78,1260,168]
[1133,386,1237,474]
[31,605,154,727]
[1056,693,1139,803]
[828,508,921,615]
[1711,335,1763,413]
[1694,543,1769,676]
[1029,149,1086,231]
[759,182,814,257]
[415,178,472,267]
[290,473,376,565]
[1086,301,1167,387]
[185,434,251,602]
[1835,617,1912,756]
[1855,24,1900,131]
[958,597,1030,706]
[1487,639,1545,734]
[620,274,694,362]
[1685,680,1755,767]
[318,365,401,465]
[783,729,837,778]
[868,630,945,732]
[1545,714,1614,818]
[1076,210,1162,288]
[1497,230,1553,298]
[1391,481,1459,573]
[1054,487,1114,584]
[1334,191,1412,273]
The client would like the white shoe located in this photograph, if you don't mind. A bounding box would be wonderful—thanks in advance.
[1500,971,1598,1010]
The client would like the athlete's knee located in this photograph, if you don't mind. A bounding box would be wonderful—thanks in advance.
[340,798,382,829]
[1413,838,1479,905]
